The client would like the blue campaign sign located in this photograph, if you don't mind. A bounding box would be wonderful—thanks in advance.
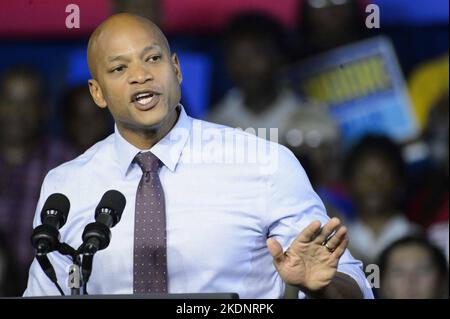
[285,36,419,146]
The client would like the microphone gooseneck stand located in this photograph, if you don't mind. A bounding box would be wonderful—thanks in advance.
[34,240,96,296]
[58,242,83,295]
[40,242,96,295]
[35,246,65,295]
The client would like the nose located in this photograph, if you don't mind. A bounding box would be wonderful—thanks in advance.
[128,63,153,85]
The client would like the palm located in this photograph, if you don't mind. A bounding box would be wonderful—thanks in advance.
[276,236,339,291]
[267,218,349,292]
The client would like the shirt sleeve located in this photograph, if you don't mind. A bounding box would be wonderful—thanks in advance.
[264,144,374,299]
[23,171,72,297]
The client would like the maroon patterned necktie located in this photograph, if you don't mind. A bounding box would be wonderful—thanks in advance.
[133,151,168,294]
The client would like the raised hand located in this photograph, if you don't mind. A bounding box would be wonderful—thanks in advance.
[267,217,349,292]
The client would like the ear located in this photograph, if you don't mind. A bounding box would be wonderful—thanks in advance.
[171,53,183,85]
[88,79,107,108]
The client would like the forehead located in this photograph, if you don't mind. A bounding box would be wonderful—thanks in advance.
[389,245,432,265]
[355,151,392,167]
[94,22,165,61]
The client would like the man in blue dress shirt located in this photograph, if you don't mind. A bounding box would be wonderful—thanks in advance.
[24,13,373,298]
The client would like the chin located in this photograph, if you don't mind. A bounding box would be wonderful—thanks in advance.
[144,116,173,131]
[136,106,168,126]
[138,118,166,130]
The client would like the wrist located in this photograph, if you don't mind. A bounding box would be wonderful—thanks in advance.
[298,272,363,299]
[297,282,334,299]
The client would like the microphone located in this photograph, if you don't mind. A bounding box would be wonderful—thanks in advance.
[80,190,126,287]
[31,193,70,254]
[81,190,126,253]
[30,193,70,295]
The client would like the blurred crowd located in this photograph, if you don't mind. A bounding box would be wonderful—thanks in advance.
[0,0,448,298]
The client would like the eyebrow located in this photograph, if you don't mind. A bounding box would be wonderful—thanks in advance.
[141,44,163,57]
[106,44,163,64]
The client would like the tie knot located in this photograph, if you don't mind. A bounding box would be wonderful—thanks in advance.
[134,152,162,173]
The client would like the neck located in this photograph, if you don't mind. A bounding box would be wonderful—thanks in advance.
[358,208,396,236]
[117,106,179,150]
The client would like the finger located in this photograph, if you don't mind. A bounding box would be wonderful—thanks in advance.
[323,226,347,251]
[331,236,349,260]
[295,220,322,244]
[314,217,341,244]
[266,238,285,264]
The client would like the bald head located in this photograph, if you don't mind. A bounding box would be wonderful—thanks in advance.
[85,12,182,138]
[87,13,171,79]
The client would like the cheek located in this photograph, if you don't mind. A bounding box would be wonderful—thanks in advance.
[416,272,440,292]
[166,74,181,103]
[98,76,123,101]
[103,86,127,112]
[386,274,408,289]
[351,176,371,196]
[385,276,412,298]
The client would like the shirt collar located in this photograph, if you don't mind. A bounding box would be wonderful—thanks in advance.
[114,104,192,176]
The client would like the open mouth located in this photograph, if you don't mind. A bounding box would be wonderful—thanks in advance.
[132,91,159,106]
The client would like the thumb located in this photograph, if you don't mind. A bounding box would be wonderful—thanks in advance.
[266,237,285,264]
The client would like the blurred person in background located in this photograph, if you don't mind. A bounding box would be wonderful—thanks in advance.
[61,84,112,153]
[377,236,448,299]
[295,0,366,60]
[343,135,421,264]
[0,66,77,293]
[0,230,21,296]
[282,105,353,221]
[207,12,302,141]
[406,90,449,261]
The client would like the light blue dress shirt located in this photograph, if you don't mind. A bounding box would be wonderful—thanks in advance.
[24,105,373,298]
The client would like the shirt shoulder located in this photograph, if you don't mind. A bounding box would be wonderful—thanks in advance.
[43,134,116,188]
[189,117,299,176]
[194,117,281,147]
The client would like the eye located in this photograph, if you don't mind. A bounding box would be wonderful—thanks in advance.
[111,65,126,73]
[146,55,161,63]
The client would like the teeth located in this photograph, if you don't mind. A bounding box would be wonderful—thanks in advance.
[135,92,153,100]
[136,95,153,105]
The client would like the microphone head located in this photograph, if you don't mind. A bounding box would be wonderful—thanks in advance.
[95,190,126,227]
[40,193,70,228]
